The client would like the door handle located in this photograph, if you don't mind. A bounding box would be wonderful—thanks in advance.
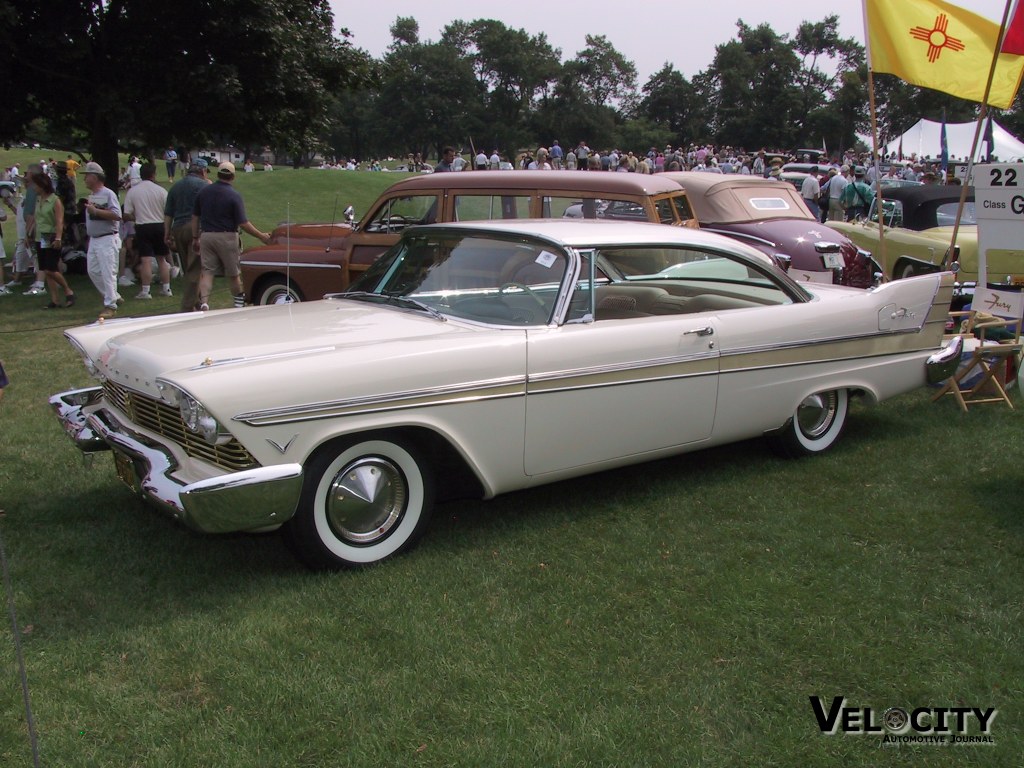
[684,326,714,337]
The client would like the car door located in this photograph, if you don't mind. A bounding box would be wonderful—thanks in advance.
[348,192,441,275]
[523,316,720,476]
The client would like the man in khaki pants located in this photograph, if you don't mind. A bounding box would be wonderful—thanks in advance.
[191,161,271,310]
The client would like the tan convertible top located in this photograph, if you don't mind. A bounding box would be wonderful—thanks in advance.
[661,171,813,224]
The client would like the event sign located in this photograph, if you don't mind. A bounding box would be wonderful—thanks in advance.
[973,163,1024,289]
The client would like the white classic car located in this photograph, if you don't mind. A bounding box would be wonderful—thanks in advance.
[51,220,955,569]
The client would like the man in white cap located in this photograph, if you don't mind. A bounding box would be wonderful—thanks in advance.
[191,161,271,310]
[82,161,123,318]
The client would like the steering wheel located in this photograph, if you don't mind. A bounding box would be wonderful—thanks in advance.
[499,282,547,312]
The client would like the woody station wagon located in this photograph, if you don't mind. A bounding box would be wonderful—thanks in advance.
[240,171,698,305]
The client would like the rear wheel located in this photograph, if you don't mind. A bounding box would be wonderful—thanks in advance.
[258,278,304,305]
[284,436,435,569]
[768,389,849,458]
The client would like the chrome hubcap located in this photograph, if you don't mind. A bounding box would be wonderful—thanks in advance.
[326,457,406,545]
[796,392,836,439]
[270,291,296,305]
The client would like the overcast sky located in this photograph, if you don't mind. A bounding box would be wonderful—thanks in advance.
[332,0,1013,82]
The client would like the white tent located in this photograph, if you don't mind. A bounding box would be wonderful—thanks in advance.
[883,118,1024,162]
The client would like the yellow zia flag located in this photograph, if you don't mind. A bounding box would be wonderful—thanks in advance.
[865,0,1024,109]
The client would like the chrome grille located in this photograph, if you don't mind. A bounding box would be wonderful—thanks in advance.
[102,381,258,472]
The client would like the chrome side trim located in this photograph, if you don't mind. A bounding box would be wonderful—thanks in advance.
[528,351,719,384]
[701,228,778,249]
[234,375,527,426]
[721,328,927,359]
[239,260,343,270]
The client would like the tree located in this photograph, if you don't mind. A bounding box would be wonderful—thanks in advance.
[441,19,561,148]
[536,62,620,151]
[2,0,369,179]
[374,34,485,160]
[569,35,638,111]
[792,16,865,152]
[636,64,706,146]
[700,21,803,149]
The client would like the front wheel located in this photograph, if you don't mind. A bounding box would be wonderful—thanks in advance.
[768,389,849,458]
[258,278,304,305]
[284,437,435,569]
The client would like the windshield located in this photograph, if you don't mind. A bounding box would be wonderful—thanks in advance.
[347,232,570,325]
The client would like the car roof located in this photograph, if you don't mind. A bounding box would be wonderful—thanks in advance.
[879,184,975,229]
[661,171,811,222]
[408,218,776,264]
[382,170,687,196]
[880,184,975,205]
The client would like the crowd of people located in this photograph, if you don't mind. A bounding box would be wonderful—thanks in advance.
[1,152,269,316]
[0,138,965,320]
[388,140,958,182]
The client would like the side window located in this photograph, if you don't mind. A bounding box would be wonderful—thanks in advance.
[546,196,589,218]
[936,201,976,226]
[547,196,648,221]
[454,194,531,221]
[667,194,695,223]
[653,198,679,224]
[600,246,794,307]
[361,195,438,233]
[874,199,903,226]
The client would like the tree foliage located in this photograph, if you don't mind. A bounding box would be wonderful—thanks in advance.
[1,0,370,174]
[10,6,1022,166]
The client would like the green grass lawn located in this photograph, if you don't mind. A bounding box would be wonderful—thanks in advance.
[1,152,1022,765]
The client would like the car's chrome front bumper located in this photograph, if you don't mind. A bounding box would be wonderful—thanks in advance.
[50,387,303,533]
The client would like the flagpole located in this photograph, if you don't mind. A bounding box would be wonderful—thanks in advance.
[862,0,889,280]
[948,0,1015,289]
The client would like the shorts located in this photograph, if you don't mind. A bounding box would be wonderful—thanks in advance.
[38,245,62,272]
[200,231,241,277]
[134,222,169,257]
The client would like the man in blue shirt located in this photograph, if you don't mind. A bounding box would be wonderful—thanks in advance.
[192,162,271,310]
[550,140,564,170]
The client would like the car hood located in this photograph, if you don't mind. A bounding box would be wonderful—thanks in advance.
[70,301,524,405]
[828,221,977,243]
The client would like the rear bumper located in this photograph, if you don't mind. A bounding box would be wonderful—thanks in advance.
[50,387,303,533]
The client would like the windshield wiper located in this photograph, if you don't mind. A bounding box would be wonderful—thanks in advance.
[335,290,446,321]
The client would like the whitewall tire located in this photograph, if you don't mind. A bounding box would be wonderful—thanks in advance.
[285,437,435,569]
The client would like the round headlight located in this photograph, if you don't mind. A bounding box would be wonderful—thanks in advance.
[198,414,223,444]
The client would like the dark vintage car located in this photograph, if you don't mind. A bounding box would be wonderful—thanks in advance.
[662,172,878,287]
[240,172,698,304]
